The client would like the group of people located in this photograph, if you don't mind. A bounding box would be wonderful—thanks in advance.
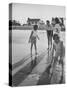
[28,17,65,83]
[45,17,65,83]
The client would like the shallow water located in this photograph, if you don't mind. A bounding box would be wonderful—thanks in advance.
[11,30,65,64]
[12,30,48,64]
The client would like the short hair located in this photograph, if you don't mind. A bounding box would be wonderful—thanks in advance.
[33,25,38,30]
[55,17,60,24]
[46,20,50,23]
[53,34,59,40]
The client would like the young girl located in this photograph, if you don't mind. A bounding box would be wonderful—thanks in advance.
[29,25,39,57]
[50,34,65,84]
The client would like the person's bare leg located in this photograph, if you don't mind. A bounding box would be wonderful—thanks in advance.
[50,36,52,50]
[34,42,37,55]
[34,42,37,65]
[31,43,33,67]
[48,36,49,49]
[31,43,33,57]
[51,37,52,48]
[48,36,50,63]
[48,36,49,50]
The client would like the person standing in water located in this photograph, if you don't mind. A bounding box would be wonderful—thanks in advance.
[50,34,64,84]
[29,25,39,57]
[46,20,53,50]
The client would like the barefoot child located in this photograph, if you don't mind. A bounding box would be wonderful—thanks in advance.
[29,25,39,57]
[50,34,64,84]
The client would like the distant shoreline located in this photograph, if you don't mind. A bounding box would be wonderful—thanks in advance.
[9,25,65,31]
[9,26,46,30]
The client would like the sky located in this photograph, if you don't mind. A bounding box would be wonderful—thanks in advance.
[11,3,65,25]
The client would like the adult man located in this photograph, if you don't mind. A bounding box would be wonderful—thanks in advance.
[46,20,53,50]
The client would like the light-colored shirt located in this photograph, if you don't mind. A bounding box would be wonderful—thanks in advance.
[45,24,52,31]
[53,24,61,36]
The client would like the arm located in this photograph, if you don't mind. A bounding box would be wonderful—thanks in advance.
[36,35,40,40]
[50,44,55,75]
[60,41,64,60]
[51,44,55,66]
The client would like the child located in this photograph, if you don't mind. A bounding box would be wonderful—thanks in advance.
[50,34,64,84]
[53,17,61,37]
[52,34,64,62]
[29,25,39,57]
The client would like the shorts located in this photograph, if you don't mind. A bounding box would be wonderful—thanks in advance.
[31,36,36,44]
[47,30,53,37]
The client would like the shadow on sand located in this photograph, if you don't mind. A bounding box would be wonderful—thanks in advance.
[37,64,51,85]
[12,51,46,86]
[12,55,39,86]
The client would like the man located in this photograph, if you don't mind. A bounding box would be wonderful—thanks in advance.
[46,20,53,50]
